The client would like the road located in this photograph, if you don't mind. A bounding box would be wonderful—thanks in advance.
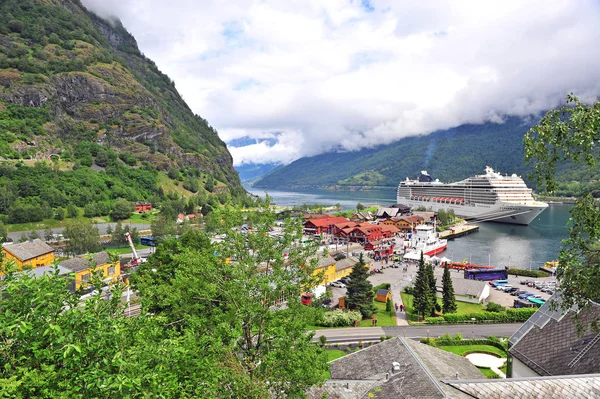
[312,323,521,343]
[7,222,151,241]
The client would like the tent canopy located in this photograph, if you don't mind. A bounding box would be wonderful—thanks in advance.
[403,252,430,261]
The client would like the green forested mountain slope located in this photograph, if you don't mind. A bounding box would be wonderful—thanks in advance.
[0,0,245,222]
[256,117,600,196]
[256,118,535,189]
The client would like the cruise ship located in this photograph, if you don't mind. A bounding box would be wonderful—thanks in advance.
[396,167,548,225]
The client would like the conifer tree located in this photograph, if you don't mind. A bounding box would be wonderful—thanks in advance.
[413,252,432,320]
[345,253,376,318]
[442,264,458,314]
[426,262,438,316]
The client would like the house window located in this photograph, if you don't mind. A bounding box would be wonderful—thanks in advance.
[81,273,91,282]
[108,266,116,276]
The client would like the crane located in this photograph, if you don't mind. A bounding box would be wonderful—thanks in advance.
[125,232,147,267]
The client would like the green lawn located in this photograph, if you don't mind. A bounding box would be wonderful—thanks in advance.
[6,217,83,233]
[400,292,485,321]
[437,344,507,358]
[358,300,396,327]
[478,367,501,378]
[104,244,151,255]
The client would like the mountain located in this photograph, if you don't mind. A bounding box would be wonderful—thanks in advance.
[235,162,281,186]
[0,0,245,222]
[255,118,537,190]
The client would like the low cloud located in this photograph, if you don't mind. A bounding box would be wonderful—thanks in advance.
[81,0,600,165]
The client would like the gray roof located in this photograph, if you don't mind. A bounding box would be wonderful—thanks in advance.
[60,252,112,273]
[445,374,600,398]
[3,239,54,261]
[310,337,482,399]
[509,298,600,376]
[336,257,357,272]
[375,207,399,218]
[21,264,71,277]
[376,289,390,297]
[436,276,486,297]
[309,254,337,269]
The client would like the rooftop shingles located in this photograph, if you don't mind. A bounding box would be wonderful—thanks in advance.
[3,239,54,261]
[509,304,600,376]
[60,252,112,273]
[445,374,600,399]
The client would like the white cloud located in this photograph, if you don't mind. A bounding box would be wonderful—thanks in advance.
[82,0,600,165]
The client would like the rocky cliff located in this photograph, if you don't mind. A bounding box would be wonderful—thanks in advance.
[0,0,243,195]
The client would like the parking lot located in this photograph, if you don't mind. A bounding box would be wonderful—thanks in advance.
[327,254,557,310]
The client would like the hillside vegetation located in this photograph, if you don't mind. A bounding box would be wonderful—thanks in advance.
[0,0,245,224]
[255,117,600,197]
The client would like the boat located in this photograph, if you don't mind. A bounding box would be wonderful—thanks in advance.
[397,166,548,225]
[404,224,447,257]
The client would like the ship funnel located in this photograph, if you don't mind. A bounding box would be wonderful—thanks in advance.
[421,170,428,175]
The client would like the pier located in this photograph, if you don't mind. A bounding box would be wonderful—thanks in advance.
[439,224,480,240]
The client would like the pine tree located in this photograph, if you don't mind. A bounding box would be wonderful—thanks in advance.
[442,264,458,314]
[426,262,438,316]
[345,253,376,318]
[413,252,432,320]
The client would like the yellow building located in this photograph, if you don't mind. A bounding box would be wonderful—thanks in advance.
[311,254,373,286]
[1,239,55,268]
[60,251,121,291]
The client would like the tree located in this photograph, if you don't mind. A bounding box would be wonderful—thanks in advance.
[132,204,328,397]
[412,252,433,320]
[356,202,365,211]
[63,220,100,256]
[67,203,78,218]
[524,94,600,314]
[151,216,176,242]
[28,230,40,240]
[442,265,457,314]
[205,174,215,192]
[345,253,377,318]
[44,227,54,242]
[111,221,125,245]
[425,262,438,316]
[0,261,261,398]
[54,207,65,220]
[112,198,133,220]
[0,222,8,243]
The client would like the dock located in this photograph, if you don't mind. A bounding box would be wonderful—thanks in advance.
[439,224,479,240]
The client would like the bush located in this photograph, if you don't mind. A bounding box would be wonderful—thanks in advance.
[404,286,414,295]
[424,316,445,324]
[441,308,536,323]
[320,309,362,327]
[508,268,548,278]
[319,335,327,346]
[486,302,505,312]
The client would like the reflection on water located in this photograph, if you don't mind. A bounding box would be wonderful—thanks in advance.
[247,187,572,270]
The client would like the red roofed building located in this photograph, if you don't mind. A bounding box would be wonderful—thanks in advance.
[332,221,359,237]
[379,224,400,238]
[134,201,152,213]
[303,216,349,235]
[348,225,383,243]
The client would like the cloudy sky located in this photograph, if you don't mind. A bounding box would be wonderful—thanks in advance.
[82,0,600,166]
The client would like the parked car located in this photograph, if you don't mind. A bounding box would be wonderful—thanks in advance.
[330,281,346,288]
[520,279,533,285]
[511,289,526,296]
[519,292,534,299]
[506,287,520,293]
[340,277,351,284]
[497,284,512,290]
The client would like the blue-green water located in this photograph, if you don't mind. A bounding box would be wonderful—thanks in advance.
[246,187,572,270]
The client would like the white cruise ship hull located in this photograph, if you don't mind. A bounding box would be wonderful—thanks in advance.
[398,198,547,225]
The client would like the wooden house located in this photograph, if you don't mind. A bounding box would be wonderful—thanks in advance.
[134,201,152,213]
[375,289,392,303]
[303,216,349,235]
[60,251,121,291]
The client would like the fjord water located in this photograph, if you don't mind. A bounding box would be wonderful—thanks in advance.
[247,187,572,269]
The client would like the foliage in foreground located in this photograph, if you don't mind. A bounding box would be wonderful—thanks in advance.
[1,204,328,398]
[524,94,600,322]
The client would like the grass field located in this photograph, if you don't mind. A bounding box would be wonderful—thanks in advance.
[358,300,397,327]
[104,245,151,255]
[478,367,500,378]
[437,344,507,379]
[400,292,485,321]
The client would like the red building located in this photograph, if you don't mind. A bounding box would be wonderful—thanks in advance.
[379,224,400,238]
[365,240,396,259]
[134,201,152,213]
[347,225,383,243]
[303,216,349,235]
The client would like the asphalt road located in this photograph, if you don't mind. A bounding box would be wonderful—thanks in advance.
[312,323,521,342]
[7,223,151,241]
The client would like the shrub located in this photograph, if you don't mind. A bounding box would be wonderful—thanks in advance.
[319,335,327,346]
[508,268,548,278]
[380,336,385,342]
[320,309,362,327]
[404,286,414,294]
[486,302,505,312]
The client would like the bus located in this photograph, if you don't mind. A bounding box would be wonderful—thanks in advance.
[463,268,509,281]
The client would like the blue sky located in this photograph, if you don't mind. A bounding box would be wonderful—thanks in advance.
[83,0,600,166]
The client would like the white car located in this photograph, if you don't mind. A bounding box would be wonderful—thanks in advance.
[496,284,512,290]
[330,281,346,288]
